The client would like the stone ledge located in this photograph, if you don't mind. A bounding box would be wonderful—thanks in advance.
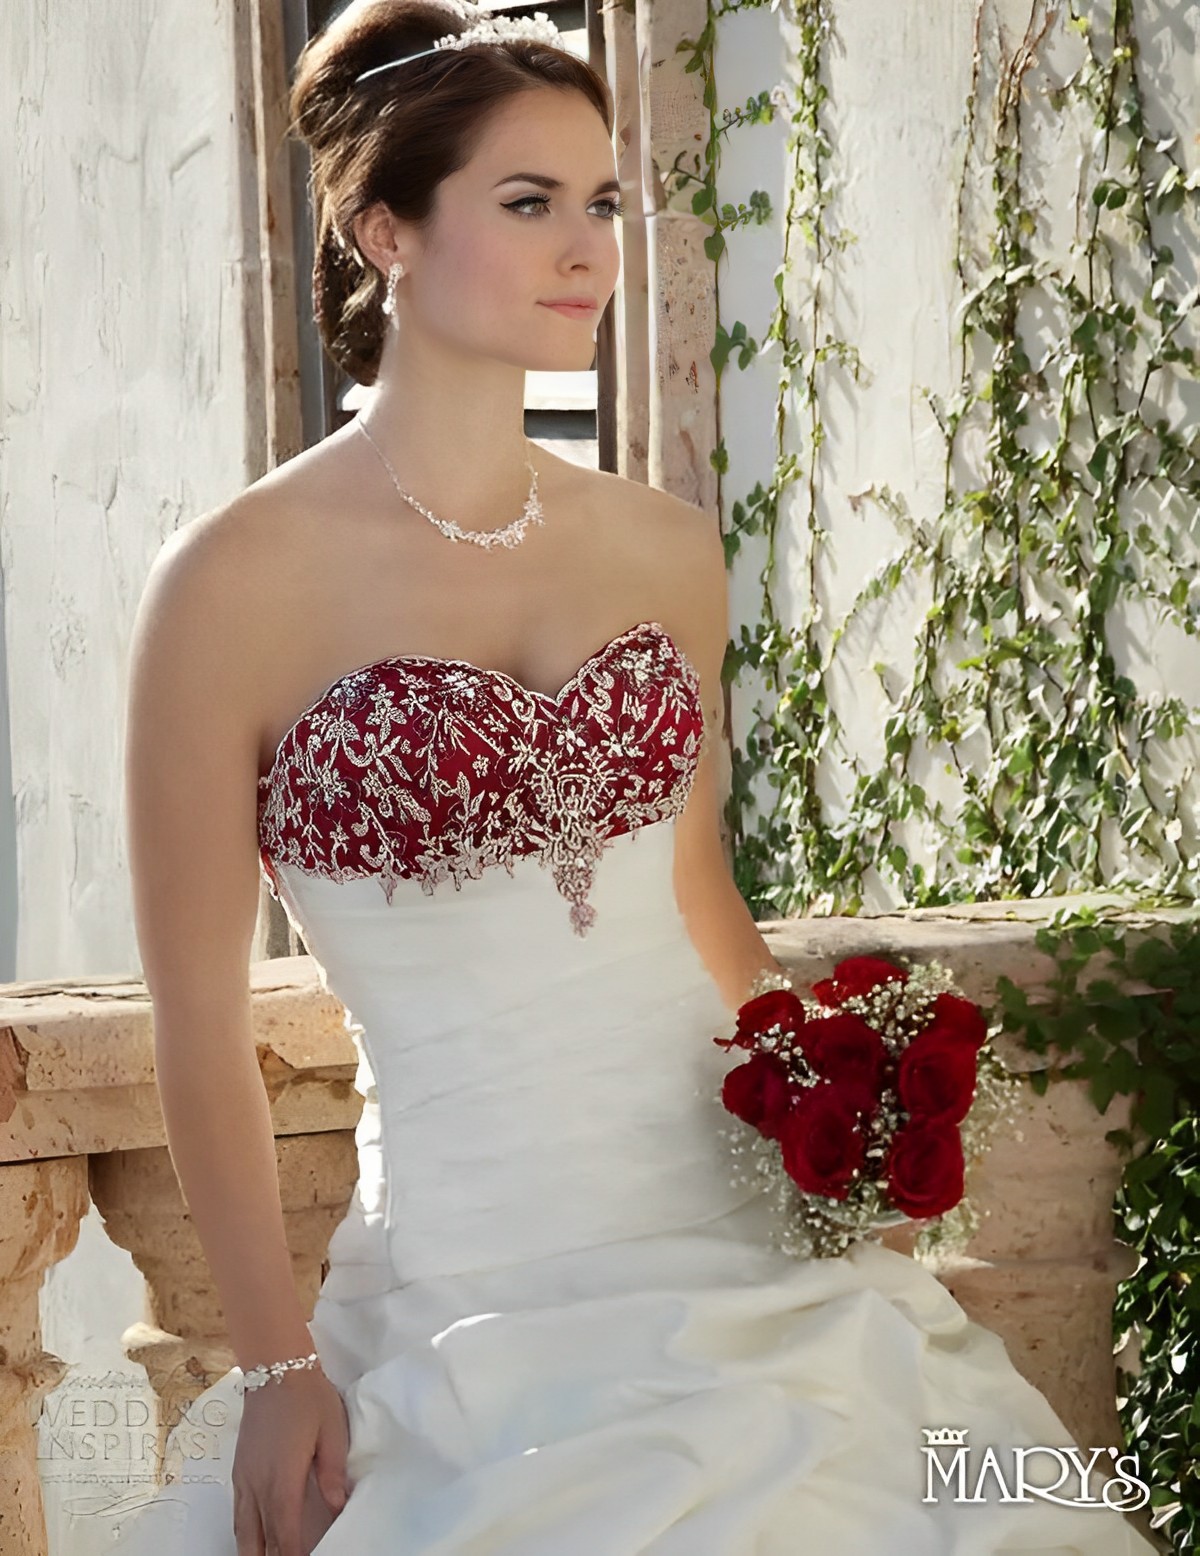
[0,960,361,1164]
[759,888,1186,1073]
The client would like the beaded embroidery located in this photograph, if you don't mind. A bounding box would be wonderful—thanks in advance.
[257,621,706,936]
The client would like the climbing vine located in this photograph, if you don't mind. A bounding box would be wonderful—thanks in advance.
[673,0,1199,1545]
[677,0,1198,920]
[994,899,1200,1548]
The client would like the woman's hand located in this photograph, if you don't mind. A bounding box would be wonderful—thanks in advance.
[232,1368,352,1556]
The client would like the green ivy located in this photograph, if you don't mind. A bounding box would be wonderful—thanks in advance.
[1113,1112,1200,1548]
[994,897,1200,1549]
[681,0,1200,1546]
[688,0,1199,919]
[994,904,1200,1143]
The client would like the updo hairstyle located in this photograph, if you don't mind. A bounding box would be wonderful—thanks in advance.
[288,0,614,385]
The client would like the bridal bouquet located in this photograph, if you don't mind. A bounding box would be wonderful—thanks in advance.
[714,956,1024,1260]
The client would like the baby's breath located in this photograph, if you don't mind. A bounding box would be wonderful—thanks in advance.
[718,957,1025,1260]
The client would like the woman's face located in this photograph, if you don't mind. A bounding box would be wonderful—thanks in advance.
[400,87,623,371]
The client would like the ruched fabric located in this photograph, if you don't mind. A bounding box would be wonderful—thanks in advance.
[108,825,1157,1554]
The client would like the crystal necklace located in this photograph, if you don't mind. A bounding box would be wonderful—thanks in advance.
[354,413,545,551]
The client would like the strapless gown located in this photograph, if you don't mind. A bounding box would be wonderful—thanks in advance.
[106,620,1158,1554]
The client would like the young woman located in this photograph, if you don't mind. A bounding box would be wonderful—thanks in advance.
[118,2,1158,1552]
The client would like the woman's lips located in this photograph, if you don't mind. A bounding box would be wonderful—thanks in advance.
[539,301,599,320]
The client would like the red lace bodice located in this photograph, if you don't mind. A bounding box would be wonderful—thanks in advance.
[256,620,705,935]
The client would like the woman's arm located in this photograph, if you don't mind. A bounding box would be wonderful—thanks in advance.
[124,506,315,1372]
[668,507,789,1011]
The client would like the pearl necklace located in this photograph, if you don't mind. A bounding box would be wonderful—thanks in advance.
[355,414,545,551]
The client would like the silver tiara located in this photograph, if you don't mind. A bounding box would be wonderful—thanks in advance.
[354,11,564,85]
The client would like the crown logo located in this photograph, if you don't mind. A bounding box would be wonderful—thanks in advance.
[922,1427,969,1447]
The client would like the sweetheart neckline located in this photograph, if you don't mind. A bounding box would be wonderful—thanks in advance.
[257,618,698,793]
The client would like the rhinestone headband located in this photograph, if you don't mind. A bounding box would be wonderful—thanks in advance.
[353,11,564,85]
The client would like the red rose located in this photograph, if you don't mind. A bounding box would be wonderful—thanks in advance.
[718,988,807,1052]
[922,991,989,1051]
[885,1119,965,1219]
[739,988,806,1041]
[896,1030,978,1125]
[799,1013,889,1115]
[721,1052,797,1140]
[811,955,909,1008]
[777,1087,865,1200]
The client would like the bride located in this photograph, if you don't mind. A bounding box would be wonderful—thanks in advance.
[118,2,1159,1552]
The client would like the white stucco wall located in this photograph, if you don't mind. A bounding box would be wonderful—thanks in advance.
[715,0,1199,912]
[1,0,257,984]
[3,8,260,1550]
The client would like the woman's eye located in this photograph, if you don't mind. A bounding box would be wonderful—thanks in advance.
[505,195,552,217]
[504,195,625,221]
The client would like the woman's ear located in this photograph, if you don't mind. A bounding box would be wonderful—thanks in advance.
[352,201,407,281]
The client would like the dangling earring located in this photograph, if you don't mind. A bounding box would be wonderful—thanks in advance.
[382,261,405,320]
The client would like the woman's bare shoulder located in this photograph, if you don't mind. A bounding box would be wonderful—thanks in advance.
[554,459,713,540]
[143,455,333,632]
[547,462,724,663]
[130,469,329,758]
[573,464,721,588]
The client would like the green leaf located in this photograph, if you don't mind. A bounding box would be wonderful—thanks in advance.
[1137,1069,1180,1140]
[1129,937,1169,983]
[1090,1068,1118,1113]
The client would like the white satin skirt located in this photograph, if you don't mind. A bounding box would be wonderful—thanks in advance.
[105,824,1157,1554]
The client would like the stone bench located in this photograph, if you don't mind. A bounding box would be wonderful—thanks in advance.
[0,890,1178,1554]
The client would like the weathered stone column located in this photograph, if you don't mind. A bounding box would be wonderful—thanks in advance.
[0,1157,90,1556]
[90,1131,359,1469]
[639,0,719,509]
[0,959,362,1524]
[603,0,653,482]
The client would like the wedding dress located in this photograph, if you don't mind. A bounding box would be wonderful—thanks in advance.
[106,619,1158,1554]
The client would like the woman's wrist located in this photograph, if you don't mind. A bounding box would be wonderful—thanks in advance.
[234,1326,318,1377]
[237,1345,324,1393]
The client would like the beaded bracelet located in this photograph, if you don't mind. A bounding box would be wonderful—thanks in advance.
[236,1350,322,1394]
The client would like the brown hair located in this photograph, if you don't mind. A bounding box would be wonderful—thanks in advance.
[288,0,614,386]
